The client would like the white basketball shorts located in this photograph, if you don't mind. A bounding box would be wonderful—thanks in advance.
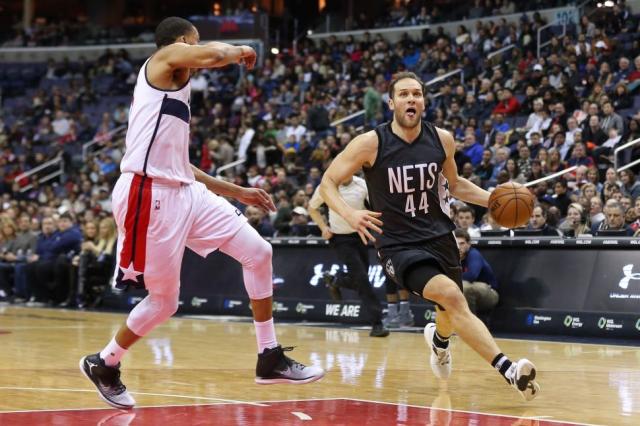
[111,172,247,294]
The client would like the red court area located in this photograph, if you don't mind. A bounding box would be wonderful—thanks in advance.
[0,399,582,426]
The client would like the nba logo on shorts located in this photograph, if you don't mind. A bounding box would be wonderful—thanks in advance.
[155,200,160,210]
[385,259,395,278]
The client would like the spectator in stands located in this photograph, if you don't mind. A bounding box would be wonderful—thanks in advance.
[13,216,56,303]
[0,219,18,300]
[611,83,632,110]
[0,215,37,301]
[543,148,567,174]
[559,203,591,237]
[528,132,544,159]
[463,132,483,167]
[307,95,331,133]
[288,206,311,237]
[593,200,634,236]
[524,98,545,133]
[528,205,561,236]
[26,213,82,306]
[619,169,640,200]
[620,196,633,214]
[71,217,117,308]
[245,205,275,238]
[455,229,499,316]
[492,88,520,116]
[582,115,607,148]
[590,196,606,229]
[568,142,595,168]
[505,158,526,184]
[550,179,571,216]
[475,149,494,187]
[550,132,572,162]
[455,205,480,238]
[600,102,625,135]
[630,198,640,232]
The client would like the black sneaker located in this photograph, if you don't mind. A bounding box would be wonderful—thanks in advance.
[79,353,136,409]
[255,345,325,385]
[369,323,390,337]
[322,272,342,301]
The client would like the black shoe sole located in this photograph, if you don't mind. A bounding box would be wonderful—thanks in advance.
[255,371,325,385]
[517,367,536,392]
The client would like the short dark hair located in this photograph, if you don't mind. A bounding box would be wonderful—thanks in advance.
[454,228,471,242]
[534,203,548,218]
[456,204,476,218]
[388,72,424,99]
[155,17,195,48]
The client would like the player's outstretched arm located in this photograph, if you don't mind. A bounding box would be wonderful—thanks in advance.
[190,165,275,212]
[438,128,490,208]
[156,42,256,70]
[308,188,333,240]
[320,131,383,244]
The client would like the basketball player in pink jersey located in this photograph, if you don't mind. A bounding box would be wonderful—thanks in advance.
[79,17,324,409]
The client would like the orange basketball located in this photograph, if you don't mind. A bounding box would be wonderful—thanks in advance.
[488,182,535,229]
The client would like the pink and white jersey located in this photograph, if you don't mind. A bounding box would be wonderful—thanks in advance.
[120,58,195,184]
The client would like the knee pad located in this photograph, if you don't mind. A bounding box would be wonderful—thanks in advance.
[220,224,273,300]
[126,291,180,336]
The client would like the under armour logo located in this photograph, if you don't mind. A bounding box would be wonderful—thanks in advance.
[618,264,640,289]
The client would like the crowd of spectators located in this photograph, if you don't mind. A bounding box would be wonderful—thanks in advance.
[1,3,640,307]
[366,0,570,29]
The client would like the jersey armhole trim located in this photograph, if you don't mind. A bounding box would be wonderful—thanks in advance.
[365,126,383,170]
[144,56,191,93]
[431,123,448,159]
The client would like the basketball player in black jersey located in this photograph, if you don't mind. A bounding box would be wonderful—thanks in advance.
[320,72,540,401]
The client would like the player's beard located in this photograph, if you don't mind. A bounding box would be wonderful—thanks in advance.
[394,108,421,130]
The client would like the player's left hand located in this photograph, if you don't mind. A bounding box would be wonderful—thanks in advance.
[238,187,276,212]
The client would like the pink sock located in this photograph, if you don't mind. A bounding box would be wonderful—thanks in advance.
[100,337,128,366]
[253,318,278,353]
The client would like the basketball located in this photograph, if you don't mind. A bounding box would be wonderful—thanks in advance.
[488,182,535,229]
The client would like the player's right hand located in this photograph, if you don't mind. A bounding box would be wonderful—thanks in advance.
[348,210,383,245]
[321,228,334,240]
[239,46,257,70]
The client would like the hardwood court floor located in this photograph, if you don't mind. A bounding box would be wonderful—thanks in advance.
[0,306,638,425]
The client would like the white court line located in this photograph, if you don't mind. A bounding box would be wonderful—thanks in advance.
[0,401,260,415]
[0,387,267,407]
[291,411,312,420]
[0,396,602,425]
[0,398,339,415]
[0,325,111,330]
[494,336,640,349]
[341,397,602,426]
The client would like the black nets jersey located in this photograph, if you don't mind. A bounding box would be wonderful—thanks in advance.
[364,121,455,249]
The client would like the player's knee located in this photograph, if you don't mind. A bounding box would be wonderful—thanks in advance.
[251,237,272,267]
[434,282,467,313]
[152,291,180,320]
[462,284,477,298]
[165,293,180,317]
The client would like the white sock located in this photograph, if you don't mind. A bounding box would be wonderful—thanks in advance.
[399,300,410,314]
[387,303,398,316]
[254,318,278,353]
[100,337,128,366]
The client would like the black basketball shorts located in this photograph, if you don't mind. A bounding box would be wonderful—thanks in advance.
[378,232,463,301]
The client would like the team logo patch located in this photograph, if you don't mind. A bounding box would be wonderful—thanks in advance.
[385,259,395,278]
